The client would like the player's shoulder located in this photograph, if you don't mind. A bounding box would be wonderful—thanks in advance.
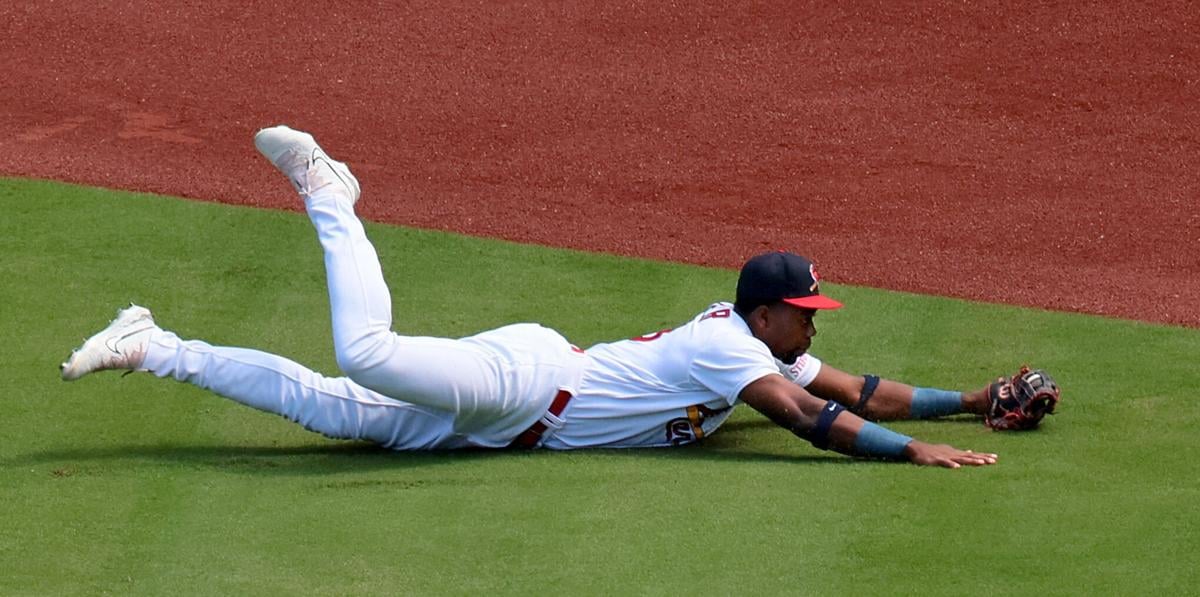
[686,302,762,346]
[687,301,778,381]
[692,301,736,320]
[687,302,743,331]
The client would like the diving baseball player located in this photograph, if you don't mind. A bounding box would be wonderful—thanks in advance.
[60,126,1018,468]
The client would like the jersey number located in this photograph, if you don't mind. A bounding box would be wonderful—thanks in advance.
[631,329,672,342]
[631,309,729,342]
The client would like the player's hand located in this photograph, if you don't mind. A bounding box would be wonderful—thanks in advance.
[903,440,997,468]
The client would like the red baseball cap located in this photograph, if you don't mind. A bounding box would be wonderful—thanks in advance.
[736,251,843,310]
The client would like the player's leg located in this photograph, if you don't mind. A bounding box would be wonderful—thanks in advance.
[252,127,524,420]
[144,330,466,449]
[251,127,382,374]
[61,305,462,450]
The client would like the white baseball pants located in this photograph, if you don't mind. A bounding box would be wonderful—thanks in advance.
[141,170,584,448]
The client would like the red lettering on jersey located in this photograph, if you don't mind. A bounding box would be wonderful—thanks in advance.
[631,328,673,342]
[787,354,808,377]
[700,308,731,322]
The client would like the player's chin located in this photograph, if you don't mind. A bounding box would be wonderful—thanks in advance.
[780,349,808,365]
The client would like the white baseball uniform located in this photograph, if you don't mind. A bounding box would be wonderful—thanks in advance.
[545,302,822,448]
[137,157,822,450]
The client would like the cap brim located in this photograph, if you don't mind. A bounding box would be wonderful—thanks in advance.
[782,295,843,310]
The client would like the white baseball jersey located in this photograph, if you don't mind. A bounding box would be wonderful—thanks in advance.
[544,302,823,449]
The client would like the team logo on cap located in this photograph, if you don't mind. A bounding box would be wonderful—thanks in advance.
[809,263,820,292]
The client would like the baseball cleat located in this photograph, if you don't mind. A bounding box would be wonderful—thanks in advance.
[60,304,159,381]
[254,125,361,204]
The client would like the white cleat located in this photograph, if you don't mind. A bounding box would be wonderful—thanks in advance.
[254,125,361,204]
[60,305,159,381]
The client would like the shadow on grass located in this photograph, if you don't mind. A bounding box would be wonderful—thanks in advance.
[8,414,1002,477]
[8,420,863,476]
[8,442,490,476]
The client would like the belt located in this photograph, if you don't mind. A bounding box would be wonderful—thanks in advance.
[509,389,573,448]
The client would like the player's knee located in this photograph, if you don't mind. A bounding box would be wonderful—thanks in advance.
[333,332,394,380]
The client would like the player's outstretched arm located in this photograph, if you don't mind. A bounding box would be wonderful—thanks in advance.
[739,375,997,468]
[803,364,990,421]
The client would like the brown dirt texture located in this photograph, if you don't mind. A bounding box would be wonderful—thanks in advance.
[2,2,1196,327]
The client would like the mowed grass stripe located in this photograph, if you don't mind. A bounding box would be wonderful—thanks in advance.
[1,177,1198,595]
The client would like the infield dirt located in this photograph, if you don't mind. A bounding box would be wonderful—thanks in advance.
[2,2,1196,326]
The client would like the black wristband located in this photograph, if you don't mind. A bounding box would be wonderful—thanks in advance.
[851,374,881,415]
[810,401,846,451]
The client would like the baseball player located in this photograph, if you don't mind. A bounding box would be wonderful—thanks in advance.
[60,126,1004,468]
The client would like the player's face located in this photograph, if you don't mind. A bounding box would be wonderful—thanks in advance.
[756,303,817,364]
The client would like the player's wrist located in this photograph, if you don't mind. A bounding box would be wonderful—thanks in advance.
[963,388,990,415]
[901,439,927,462]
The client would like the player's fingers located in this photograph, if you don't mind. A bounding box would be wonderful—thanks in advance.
[917,445,996,468]
[954,451,997,466]
[964,449,999,459]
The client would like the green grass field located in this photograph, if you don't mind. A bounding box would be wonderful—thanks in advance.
[2,177,1198,595]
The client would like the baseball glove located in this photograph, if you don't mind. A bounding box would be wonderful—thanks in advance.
[984,366,1061,431]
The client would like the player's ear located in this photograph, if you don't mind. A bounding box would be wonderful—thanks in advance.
[746,304,772,334]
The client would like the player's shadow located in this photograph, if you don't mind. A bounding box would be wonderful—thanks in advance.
[14,414,984,474]
[10,418,855,475]
[8,442,506,476]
